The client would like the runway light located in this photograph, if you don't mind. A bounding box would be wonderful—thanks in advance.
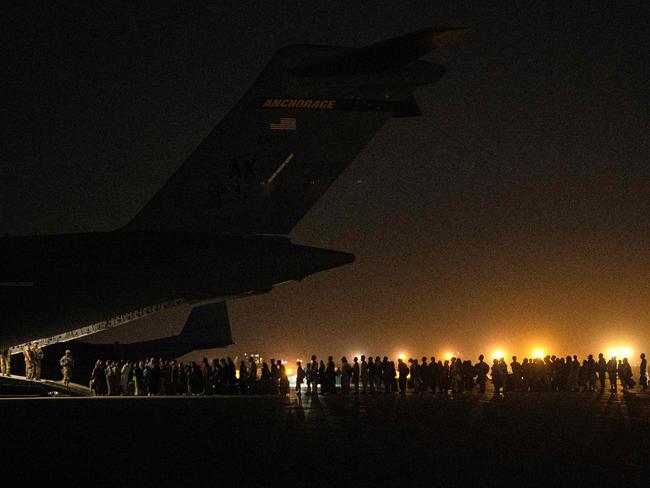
[492,350,505,360]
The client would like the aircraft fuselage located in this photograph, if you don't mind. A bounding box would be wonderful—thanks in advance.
[0,232,353,349]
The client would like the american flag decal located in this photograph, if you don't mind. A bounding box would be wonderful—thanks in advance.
[269,117,296,131]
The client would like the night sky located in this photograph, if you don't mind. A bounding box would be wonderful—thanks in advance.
[4,1,649,362]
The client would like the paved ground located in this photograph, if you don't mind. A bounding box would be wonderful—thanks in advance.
[3,389,649,486]
[0,374,90,396]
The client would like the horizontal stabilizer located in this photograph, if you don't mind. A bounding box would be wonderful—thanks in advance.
[289,27,468,77]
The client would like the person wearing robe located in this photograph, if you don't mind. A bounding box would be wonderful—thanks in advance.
[278,361,290,395]
[587,355,597,392]
[351,356,360,394]
[639,353,647,391]
[397,358,409,394]
[360,356,369,394]
[340,357,351,394]
[474,355,489,393]
[120,361,132,396]
[491,359,504,395]
[295,361,306,396]
[607,357,618,392]
[259,362,272,394]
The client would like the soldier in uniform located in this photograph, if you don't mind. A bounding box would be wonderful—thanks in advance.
[325,356,336,394]
[32,342,44,381]
[60,350,74,386]
[0,348,10,376]
[22,344,34,380]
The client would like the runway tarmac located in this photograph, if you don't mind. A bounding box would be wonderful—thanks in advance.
[3,389,649,486]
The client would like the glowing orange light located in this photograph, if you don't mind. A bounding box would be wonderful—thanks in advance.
[444,352,453,360]
[492,350,505,360]
[397,353,406,361]
[533,349,544,359]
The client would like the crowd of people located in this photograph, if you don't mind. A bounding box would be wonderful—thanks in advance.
[89,356,291,396]
[85,352,649,397]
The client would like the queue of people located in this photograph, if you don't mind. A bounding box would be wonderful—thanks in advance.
[298,353,648,396]
[88,356,291,396]
[86,352,648,397]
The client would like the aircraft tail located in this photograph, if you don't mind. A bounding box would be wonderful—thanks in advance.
[126,28,467,235]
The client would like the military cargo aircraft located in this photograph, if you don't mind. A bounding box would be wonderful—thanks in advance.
[0,28,465,355]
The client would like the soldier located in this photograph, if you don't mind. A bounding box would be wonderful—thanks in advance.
[32,342,44,381]
[60,350,74,386]
[270,359,279,395]
[0,348,10,376]
[22,344,34,380]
